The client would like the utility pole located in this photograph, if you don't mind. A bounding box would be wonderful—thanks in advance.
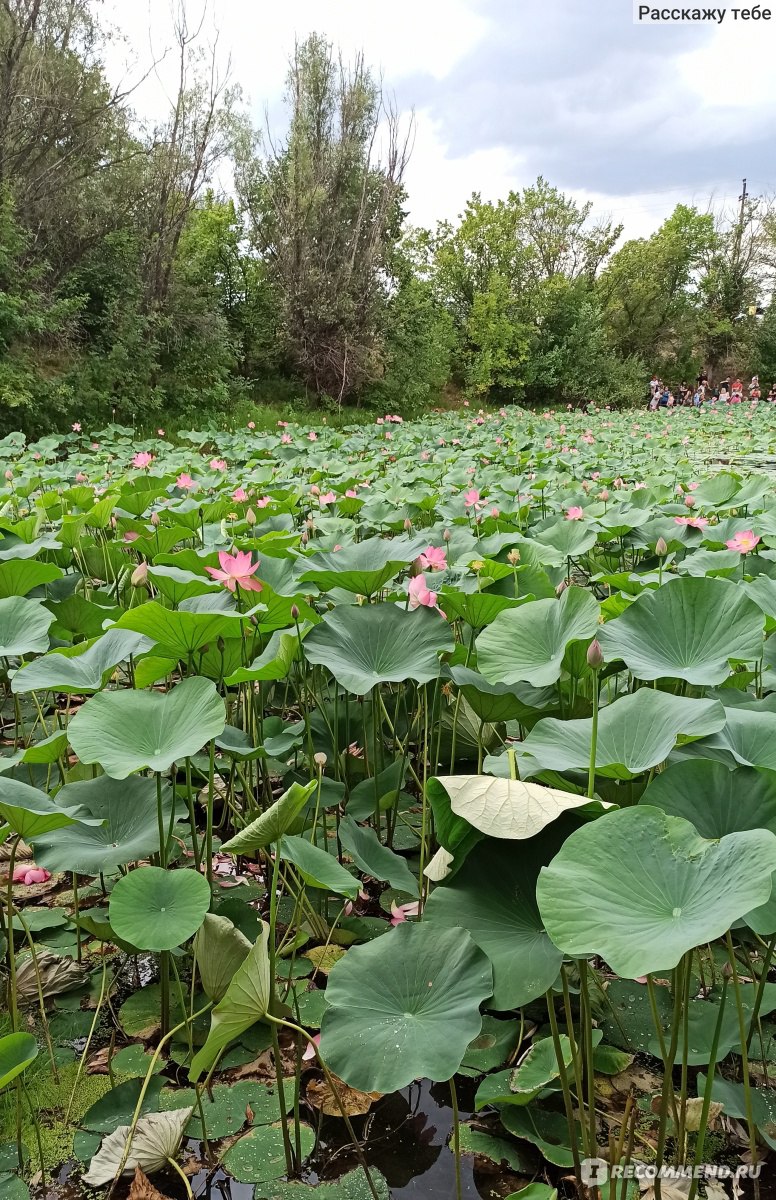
[733,177,748,262]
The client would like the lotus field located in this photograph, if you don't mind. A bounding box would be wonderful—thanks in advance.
[4,406,776,1200]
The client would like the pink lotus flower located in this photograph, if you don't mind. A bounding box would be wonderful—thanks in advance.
[674,516,708,529]
[390,900,420,926]
[123,531,140,543]
[302,1034,321,1062]
[13,866,50,886]
[726,530,760,554]
[490,507,500,518]
[566,506,584,520]
[419,546,447,572]
[421,450,430,460]
[206,550,263,593]
[281,433,292,444]
[408,574,440,611]
[75,472,88,483]
[247,421,256,430]
[132,452,154,469]
[209,458,227,472]
[157,429,165,437]
[72,422,82,433]
[319,491,336,505]
[308,431,317,442]
[232,487,249,502]
[256,496,271,508]
[176,473,195,489]
[345,489,359,499]
[463,488,481,509]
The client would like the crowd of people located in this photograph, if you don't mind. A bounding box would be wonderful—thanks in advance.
[648,373,776,409]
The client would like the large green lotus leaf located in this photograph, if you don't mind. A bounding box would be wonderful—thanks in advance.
[146,565,218,605]
[597,577,764,684]
[68,675,226,777]
[190,923,272,1081]
[221,1123,315,1185]
[0,777,103,841]
[0,559,62,599]
[536,806,776,978]
[449,666,556,726]
[643,760,776,937]
[696,1073,776,1152]
[11,628,153,694]
[0,729,68,774]
[476,586,599,688]
[337,815,419,897]
[280,836,359,899]
[253,1166,390,1199]
[642,759,776,835]
[534,519,598,558]
[424,839,563,1010]
[0,597,54,657]
[521,690,726,780]
[0,1033,37,1090]
[303,604,453,694]
[441,591,525,628]
[220,781,317,854]
[114,601,248,659]
[34,775,177,874]
[225,627,305,684]
[320,923,492,1093]
[109,866,211,952]
[691,706,776,770]
[499,1104,582,1168]
[193,914,252,1003]
[429,774,611,839]
[297,537,421,595]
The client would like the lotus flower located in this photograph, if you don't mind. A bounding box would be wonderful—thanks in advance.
[176,472,195,489]
[408,574,439,611]
[463,488,481,509]
[726,530,760,554]
[281,433,292,444]
[209,458,227,472]
[206,550,263,593]
[390,900,420,926]
[132,452,154,469]
[13,866,51,886]
[566,506,584,520]
[232,487,248,502]
[419,546,447,572]
[72,422,82,432]
[302,1034,321,1062]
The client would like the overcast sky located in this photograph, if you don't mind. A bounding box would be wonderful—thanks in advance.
[104,0,776,242]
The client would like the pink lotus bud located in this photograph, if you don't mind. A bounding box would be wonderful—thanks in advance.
[131,562,148,587]
[587,639,604,671]
[655,537,668,557]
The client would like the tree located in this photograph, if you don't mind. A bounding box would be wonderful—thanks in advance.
[236,33,412,404]
[597,205,715,372]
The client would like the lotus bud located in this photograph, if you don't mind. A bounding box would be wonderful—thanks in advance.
[556,580,568,596]
[507,549,521,565]
[151,511,160,527]
[722,961,734,979]
[4,470,12,481]
[314,752,327,768]
[217,637,226,654]
[291,604,300,621]
[246,507,257,526]
[598,488,609,501]
[655,537,668,557]
[130,561,148,587]
[587,639,604,671]
[403,518,412,530]
[443,529,451,541]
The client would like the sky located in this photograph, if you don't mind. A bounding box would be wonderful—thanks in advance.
[103,0,776,243]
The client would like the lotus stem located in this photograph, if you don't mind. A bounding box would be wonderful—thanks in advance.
[725,932,759,1179]
[546,985,583,1187]
[688,974,729,1200]
[449,1075,462,1200]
